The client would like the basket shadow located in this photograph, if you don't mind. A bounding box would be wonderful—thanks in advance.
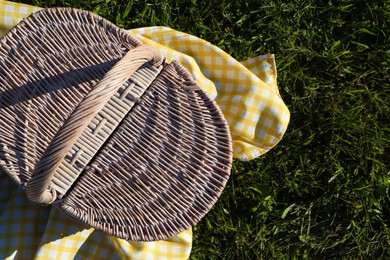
[0,59,117,109]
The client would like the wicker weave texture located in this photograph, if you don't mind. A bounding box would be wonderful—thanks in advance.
[0,7,233,241]
[59,61,232,241]
[26,44,164,205]
[0,8,141,187]
[52,61,164,200]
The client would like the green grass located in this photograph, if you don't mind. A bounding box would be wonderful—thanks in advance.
[20,0,390,258]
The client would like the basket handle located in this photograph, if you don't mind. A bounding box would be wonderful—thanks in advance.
[26,44,163,205]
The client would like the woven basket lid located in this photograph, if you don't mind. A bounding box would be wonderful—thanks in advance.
[0,8,232,241]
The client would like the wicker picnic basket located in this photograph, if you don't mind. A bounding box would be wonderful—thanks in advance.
[0,8,232,241]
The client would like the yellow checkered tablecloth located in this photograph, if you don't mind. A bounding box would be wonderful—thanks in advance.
[0,1,290,259]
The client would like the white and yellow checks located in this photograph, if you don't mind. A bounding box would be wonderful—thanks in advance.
[129,27,290,160]
[0,1,290,259]
[0,176,192,259]
[0,1,40,36]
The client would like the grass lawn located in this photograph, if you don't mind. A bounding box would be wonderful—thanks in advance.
[21,0,390,258]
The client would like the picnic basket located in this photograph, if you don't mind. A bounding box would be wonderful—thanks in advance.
[0,7,232,241]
